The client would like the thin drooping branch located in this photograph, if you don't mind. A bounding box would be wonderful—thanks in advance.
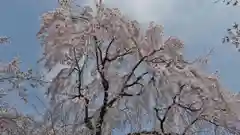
[154,84,186,134]
[94,37,137,134]
[73,48,85,97]
[0,75,48,84]
[181,116,200,135]
[106,48,164,109]
[71,48,91,127]
[102,38,115,65]
[200,117,239,134]
[127,131,162,135]
[94,36,111,135]
[155,103,174,134]
[93,37,164,135]
[106,48,133,62]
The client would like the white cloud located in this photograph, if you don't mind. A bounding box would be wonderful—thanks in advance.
[104,0,174,23]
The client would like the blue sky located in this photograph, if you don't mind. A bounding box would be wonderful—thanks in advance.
[0,0,57,114]
[0,0,240,116]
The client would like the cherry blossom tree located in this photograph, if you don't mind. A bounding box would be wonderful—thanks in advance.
[0,37,48,134]
[1,0,240,135]
[35,0,240,135]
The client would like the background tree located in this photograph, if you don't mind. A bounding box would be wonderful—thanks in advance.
[223,23,240,52]
[0,36,48,134]
[218,0,240,52]
[215,0,239,6]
